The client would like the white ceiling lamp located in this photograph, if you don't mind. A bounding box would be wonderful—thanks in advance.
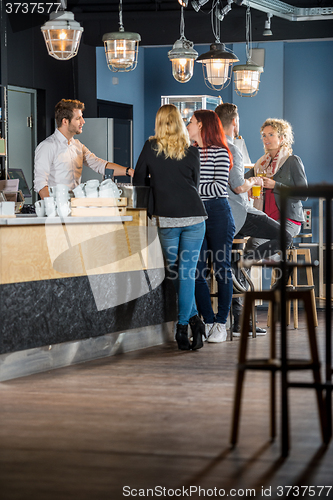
[41,0,83,61]
[168,7,198,83]
[102,0,141,72]
[263,13,273,36]
[196,0,239,91]
[233,5,263,97]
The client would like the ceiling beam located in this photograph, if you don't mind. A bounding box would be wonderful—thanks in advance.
[247,0,333,22]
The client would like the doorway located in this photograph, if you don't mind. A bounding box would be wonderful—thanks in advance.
[7,86,37,203]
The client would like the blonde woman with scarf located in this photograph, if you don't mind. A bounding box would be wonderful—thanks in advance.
[246,119,308,254]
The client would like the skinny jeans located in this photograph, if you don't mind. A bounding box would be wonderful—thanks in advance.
[195,198,235,324]
[158,221,205,325]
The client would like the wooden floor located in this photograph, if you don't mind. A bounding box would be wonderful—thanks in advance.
[1,309,332,500]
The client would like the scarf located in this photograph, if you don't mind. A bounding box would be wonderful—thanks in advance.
[253,146,290,211]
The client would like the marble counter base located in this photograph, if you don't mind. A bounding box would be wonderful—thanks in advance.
[0,270,177,354]
[0,322,174,382]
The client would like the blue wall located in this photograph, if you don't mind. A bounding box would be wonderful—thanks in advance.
[96,47,145,167]
[283,41,333,184]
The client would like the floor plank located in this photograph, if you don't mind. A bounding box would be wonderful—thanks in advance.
[0,310,332,500]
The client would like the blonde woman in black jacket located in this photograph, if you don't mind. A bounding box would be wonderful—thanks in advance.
[134,105,207,351]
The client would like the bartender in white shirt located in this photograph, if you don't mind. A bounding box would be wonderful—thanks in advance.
[34,99,134,199]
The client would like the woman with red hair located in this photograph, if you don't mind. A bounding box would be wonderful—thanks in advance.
[188,110,235,343]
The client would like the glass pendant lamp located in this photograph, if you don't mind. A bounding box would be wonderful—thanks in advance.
[102,0,141,72]
[168,7,198,83]
[41,9,83,61]
[233,6,263,97]
[196,2,238,91]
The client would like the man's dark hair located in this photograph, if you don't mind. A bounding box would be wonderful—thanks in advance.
[215,103,238,129]
[55,99,85,128]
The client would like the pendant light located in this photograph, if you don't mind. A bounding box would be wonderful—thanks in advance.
[233,6,263,97]
[102,0,141,72]
[196,1,238,91]
[168,7,198,83]
[41,1,83,61]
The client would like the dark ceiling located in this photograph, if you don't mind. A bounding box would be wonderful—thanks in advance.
[7,0,333,47]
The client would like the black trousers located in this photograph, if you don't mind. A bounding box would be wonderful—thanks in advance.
[232,212,293,322]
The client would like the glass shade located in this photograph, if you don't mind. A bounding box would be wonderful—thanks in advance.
[205,59,230,86]
[171,58,194,83]
[42,29,82,60]
[103,33,141,72]
[41,11,83,61]
[233,63,263,96]
[168,37,198,84]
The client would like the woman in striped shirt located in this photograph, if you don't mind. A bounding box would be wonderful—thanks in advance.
[188,110,235,343]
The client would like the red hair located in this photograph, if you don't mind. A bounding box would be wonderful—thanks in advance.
[194,110,233,170]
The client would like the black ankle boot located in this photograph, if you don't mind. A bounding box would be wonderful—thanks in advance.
[189,315,204,350]
[176,323,190,351]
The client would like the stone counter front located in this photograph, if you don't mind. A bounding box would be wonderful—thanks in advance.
[0,212,176,379]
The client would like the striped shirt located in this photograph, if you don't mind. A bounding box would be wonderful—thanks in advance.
[198,146,230,200]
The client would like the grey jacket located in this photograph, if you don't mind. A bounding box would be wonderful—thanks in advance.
[246,155,308,222]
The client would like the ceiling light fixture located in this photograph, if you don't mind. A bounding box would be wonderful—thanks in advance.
[263,12,273,36]
[215,0,233,21]
[233,5,263,97]
[196,0,239,91]
[168,7,198,83]
[102,0,141,72]
[41,0,83,60]
[191,0,210,13]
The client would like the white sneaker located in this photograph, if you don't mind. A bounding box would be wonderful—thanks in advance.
[207,323,227,343]
[204,323,214,341]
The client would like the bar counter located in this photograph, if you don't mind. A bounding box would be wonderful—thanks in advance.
[0,211,176,380]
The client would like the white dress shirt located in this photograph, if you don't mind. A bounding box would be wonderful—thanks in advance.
[34,128,107,192]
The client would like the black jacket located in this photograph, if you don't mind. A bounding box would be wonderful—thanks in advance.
[133,140,207,218]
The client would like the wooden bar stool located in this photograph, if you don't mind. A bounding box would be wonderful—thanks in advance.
[267,240,318,329]
[230,288,327,449]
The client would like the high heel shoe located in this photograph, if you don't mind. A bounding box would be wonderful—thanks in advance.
[176,323,190,350]
[189,315,205,350]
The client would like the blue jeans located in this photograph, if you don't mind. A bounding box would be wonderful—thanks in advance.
[195,198,235,324]
[158,221,206,325]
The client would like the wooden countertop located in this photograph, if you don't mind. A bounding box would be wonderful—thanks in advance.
[0,215,133,225]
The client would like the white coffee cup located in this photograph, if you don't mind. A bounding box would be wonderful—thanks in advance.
[44,196,57,217]
[73,185,85,198]
[100,179,120,197]
[49,186,57,197]
[85,187,99,198]
[99,188,114,198]
[57,201,71,218]
[56,184,70,198]
[85,179,99,189]
[56,192,69,204]
[35,200,45,217]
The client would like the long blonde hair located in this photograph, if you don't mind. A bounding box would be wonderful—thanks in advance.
[260,118,294,155]
[150,104,190,160]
